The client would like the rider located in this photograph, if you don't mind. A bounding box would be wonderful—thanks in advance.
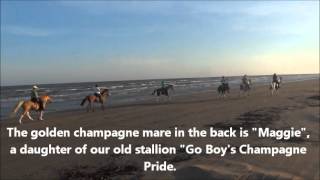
[273,73,280,88]
[221,76,228,87]
[31,85,44,120]
[94,84,103,103]
[161,80,166,89]
[242,74,250,89]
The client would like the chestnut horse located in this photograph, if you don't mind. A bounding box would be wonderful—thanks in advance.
[80,89,110,112]
[12,95,52,124]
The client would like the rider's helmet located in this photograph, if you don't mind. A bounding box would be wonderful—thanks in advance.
[32,85,39,89]
[95,84,98,87]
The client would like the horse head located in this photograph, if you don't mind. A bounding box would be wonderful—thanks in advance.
[41,95,53,103]
[101,89,110,96]
[168,84,174,92]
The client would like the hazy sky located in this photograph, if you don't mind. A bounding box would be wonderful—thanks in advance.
[1,1,319,86]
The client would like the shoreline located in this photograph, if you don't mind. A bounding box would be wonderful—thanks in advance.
[1,79,319,180]
[1,73,318,88]
[1,78,318,121]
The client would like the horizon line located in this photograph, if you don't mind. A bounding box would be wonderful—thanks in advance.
[1,73,319,87]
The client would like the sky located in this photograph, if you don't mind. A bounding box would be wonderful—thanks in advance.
[1,1,319,86]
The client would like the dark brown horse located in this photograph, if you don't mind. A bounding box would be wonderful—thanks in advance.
[152,84,174,102]
[217,83,230,97]
[80,89,110,112]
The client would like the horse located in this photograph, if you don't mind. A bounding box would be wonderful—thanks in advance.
[217,83,230,97]
[152,84,174,101]
[270,77,281,95]
[12,95,52,124]
[80,89,110,112]
[240,79,252,96]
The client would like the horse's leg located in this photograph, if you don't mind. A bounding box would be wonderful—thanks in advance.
[39,111,44,120]
[86,102,90,112]
[101,102,105,111]
[27,112,34,121]
[19,111,27,124]
[271,83,275,96]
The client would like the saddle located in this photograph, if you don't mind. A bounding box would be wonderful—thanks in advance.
[31,98,44,110]
[94,93,103,103]
[222,83,229,89]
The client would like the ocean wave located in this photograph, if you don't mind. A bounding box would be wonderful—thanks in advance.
[1,74,318,120]
[15,89,30,92]
[66,88,81,91]
[110,85,124,89]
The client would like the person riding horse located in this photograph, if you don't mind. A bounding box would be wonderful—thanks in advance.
[273,73,280,89]
[217,76,230,96]
[221,76,229,89]
[152,80,174,97]
[242,74,250,89]
[221,76,227,85]
[160,80,167,94]
[93,84,103,103]
[161,80,165,89]
[30,85,44,120]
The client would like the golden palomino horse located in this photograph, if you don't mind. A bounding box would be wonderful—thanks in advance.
[12,95,52,124]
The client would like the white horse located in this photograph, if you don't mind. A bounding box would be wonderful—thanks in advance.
[270,77,281,95]
[240,79,251,97]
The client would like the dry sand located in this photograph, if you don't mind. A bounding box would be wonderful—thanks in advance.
[1,79,319,180]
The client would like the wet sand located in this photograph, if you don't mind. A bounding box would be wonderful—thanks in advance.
[1,79,319,180]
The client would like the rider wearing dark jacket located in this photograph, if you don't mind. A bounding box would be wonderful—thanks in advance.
[273,73,278,83]
[31,85,44,110]
[273,73,280,88]
[221,76,227,85]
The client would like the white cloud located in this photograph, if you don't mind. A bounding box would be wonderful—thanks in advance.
[2,25,52,37]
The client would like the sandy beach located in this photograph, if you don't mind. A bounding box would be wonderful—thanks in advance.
[1,79,319,180]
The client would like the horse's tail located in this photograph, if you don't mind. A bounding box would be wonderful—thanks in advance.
[12,101,24,114]
[80,97,88,106]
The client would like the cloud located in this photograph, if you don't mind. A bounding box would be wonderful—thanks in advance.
[2,25,53,37]
[188,1,317,17]
[57,1,177,15]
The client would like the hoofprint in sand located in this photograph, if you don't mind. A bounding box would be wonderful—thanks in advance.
[1,80,319,180]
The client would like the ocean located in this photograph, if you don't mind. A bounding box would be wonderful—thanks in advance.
[1,74,318,119]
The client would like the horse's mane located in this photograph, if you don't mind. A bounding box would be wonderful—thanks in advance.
[40,94,50,98]
[101,89,109,94]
